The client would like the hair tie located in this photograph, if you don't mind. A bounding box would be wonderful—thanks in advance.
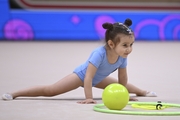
[118,22,132,34]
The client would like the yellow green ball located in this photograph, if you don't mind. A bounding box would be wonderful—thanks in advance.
[102,83,129,110]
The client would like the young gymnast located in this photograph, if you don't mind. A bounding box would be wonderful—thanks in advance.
[2,18,156,103]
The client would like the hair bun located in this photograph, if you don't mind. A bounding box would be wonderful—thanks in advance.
[124,18,132,27]
[102,22,113,30]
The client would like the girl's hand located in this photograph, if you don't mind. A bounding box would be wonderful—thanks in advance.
[77,99,97,104]
[129,97,138,101]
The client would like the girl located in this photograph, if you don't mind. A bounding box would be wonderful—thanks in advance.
[2,18,156,103]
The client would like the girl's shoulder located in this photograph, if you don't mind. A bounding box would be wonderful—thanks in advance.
[92,46,106,54]
[88,46,106,59]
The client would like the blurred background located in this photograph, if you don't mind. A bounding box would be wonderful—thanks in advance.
[1,1,180,120]
[0,0,180,41]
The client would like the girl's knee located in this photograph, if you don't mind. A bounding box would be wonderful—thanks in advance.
[43,86,57,97]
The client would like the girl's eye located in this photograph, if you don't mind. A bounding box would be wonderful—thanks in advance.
[123,44,127,47]
[130,44,133,46]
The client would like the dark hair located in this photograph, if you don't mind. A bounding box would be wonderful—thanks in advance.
[102,18,133,46]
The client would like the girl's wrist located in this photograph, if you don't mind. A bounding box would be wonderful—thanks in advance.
[86,98,93,100]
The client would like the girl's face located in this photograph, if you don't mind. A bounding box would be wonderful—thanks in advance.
[114,34,134,58]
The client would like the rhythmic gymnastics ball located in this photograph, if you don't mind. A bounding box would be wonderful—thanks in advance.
[102,83,129,110]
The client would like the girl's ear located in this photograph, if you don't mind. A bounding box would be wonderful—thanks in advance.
[107,40,115,49]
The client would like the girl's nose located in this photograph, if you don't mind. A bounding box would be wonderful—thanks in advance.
[126,48,129,52]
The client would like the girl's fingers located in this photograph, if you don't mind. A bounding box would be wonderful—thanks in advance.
[77,99,97,104]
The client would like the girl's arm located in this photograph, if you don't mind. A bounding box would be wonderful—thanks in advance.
[78,63,97,104]
[118,67,138,101]
[118,67,128,86]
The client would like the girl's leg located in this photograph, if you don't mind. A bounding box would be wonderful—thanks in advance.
[8,73,83,99]
[126,83,146,96]
[94,76,151,96]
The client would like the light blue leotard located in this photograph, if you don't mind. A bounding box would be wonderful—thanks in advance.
[73,46,127,86]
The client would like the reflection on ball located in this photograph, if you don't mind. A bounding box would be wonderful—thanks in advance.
[102,83,129,110]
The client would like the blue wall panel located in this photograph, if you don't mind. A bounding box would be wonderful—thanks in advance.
[0,1,180,41]
[0,0,10,39]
